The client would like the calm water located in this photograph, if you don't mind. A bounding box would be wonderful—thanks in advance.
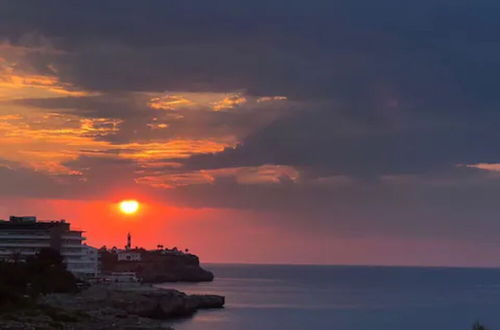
[158,264,500,330]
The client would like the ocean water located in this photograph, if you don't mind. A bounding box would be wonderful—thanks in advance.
[158,264,500,330]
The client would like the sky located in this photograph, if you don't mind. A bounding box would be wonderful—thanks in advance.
[1,0,500,266]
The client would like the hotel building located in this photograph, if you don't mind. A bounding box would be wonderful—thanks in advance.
[0,216,98,277]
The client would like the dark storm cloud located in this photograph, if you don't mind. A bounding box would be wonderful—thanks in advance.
[3,0,500,101]
[2,0,500,177]
[2,1,500,194]
[179,104,500,177]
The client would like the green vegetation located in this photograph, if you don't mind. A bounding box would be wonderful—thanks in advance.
[0,248,79,312]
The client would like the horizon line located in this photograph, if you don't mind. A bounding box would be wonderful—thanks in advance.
[201,261,500,270]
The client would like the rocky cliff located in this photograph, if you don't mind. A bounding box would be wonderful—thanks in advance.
[100,250,214,282]
[44,285,224,319]
[0,285,224,330]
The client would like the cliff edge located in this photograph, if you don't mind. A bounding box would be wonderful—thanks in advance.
[100,249,214,283]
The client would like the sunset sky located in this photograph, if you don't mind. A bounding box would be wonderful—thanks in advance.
[2,0,500,266]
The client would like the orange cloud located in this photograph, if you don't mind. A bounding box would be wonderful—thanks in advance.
[463,163,500,172]
[0,108,231,176]
[0,41,89,99]
[0,112,116,174]
[148,95,194,110]
[118,140,229,161]
[0,73,90,97]
[146,122,169,129]
[146,91,286,112]
[211,93,247,111]
[135,164,300,188]
[0,42,288,187]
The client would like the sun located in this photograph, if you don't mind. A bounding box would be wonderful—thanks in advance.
[119,200,140,214]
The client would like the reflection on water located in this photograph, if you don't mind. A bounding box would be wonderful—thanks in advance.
[158,264,500,330]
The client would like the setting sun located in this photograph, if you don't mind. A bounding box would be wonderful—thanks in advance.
[119,200,140,214]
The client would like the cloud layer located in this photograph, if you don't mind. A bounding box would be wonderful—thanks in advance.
[1,0,500,265]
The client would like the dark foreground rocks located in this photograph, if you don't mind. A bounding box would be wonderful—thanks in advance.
[0,285,224,330]
[103,288,224,318]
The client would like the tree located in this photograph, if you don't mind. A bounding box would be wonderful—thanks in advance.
[25,248,77,295]
[30,247,65,267]
[0,248,78,310]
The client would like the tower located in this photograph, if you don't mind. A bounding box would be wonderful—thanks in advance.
[126,232,131,250]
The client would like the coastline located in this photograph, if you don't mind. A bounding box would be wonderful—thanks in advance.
[1,284,224,330]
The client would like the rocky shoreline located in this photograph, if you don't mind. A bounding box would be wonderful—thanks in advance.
[0,285,224,330]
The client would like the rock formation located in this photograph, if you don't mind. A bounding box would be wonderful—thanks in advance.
[100,249,214,282]
[2,285,225,329]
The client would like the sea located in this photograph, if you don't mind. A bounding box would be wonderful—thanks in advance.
[157,264,500,330]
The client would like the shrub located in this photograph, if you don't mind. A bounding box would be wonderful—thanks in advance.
[0,248,78,313]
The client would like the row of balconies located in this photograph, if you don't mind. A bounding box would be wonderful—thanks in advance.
[0,242,50,247]
[0,241,85,247]
[0,247,84,256]
[0,233,85,240]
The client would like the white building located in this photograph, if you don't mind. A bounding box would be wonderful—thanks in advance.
[0,216,98,277]
[78,244,99,276]
[116,232,142,261]
[117,250,141,261]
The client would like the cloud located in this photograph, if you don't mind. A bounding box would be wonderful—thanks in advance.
[135,164,299,189]
[148,95,194,111]
[0,160,76,198]
[3,0,500,180]
[463,163,500,172]
[0,42,89,99]
[3,0,500,265]
[212,93,247,111]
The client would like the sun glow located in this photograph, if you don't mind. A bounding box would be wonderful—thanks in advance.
[119,200,140,214]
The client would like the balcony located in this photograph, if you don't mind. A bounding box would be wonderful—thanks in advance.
[0,242,49,247]
[0,250,37,255]
[62,235,86,240]
[62,243,85,248]
[61,252,84,258]
[0,234,50,239]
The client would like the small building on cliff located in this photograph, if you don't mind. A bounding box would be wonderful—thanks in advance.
[116,233,142,261]
[98,233,214,282]
[117,250,141,261]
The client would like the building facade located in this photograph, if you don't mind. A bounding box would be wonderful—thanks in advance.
[0,216,98,277]
[117,251,141,261]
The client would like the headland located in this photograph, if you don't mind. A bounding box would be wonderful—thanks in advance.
[0,216,223,329]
